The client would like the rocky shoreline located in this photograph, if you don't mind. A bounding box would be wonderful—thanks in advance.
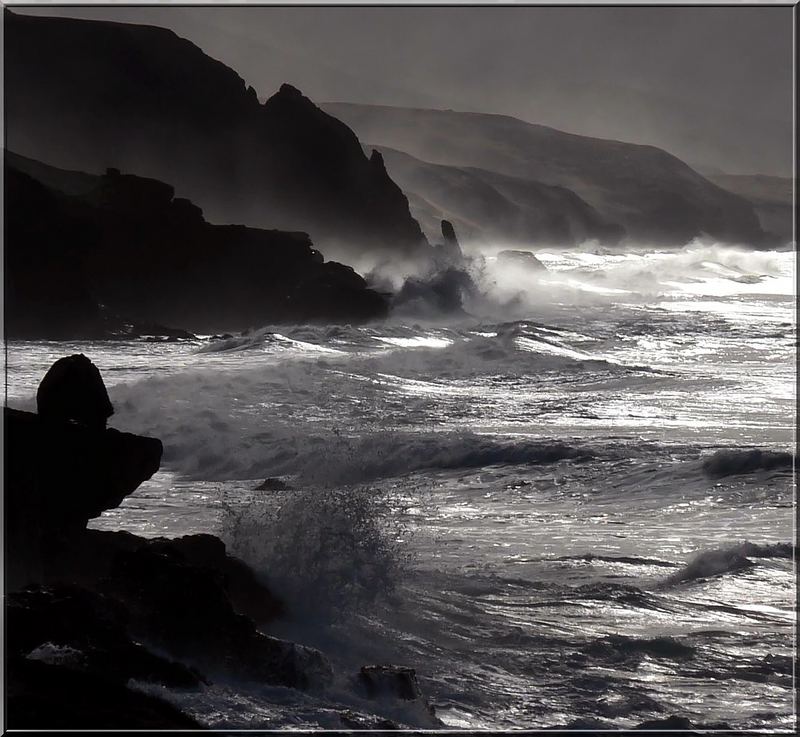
[4,356,437,730]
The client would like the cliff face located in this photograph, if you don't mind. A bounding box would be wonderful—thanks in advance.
[324,103,770,247]
[4,11,427,256]
[374,146,624,246]
[5,154,389,338]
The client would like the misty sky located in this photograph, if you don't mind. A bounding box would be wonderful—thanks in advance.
[15,3,795,176]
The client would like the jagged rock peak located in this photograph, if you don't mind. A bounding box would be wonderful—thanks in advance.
[268,83,310,105]
[441,219,459,246]
[369,149,386,171]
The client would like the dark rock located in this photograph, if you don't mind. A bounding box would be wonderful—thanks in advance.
[441,219,458,246]
[104,546,329,688]
[339,710,400,730]
[6,658,205,730]
[5,156,390,336]
[145,533,284,624]
[254,477,295,491]
[6,585,205,689]
[358,664,425,702]
[5,12,428,257]
[394,267,476,316]
[497,249,548,272]
[4,407,162,588]
[36,354,114,429]
[433,219,465,265]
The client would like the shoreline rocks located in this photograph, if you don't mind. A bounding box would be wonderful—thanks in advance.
[4,357,319,728]
[5,355,437,729]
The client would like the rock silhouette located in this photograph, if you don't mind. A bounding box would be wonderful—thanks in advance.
[36,354,114,430]
[5,154,390,337]
[5,11,428,257]
[4,356,349,728]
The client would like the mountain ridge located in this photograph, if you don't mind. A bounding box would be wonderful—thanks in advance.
[323,101,770,247]
[4,10,427,258]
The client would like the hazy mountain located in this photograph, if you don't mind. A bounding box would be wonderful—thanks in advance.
[706,175,793,245]
[15,5,790,178]
[4,11,426,258]
[325,103,770,247]
[373,146,623,247]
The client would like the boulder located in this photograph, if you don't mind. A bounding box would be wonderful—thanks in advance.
[254,477,295,491]
[496,249,547,271]
[36,354,114,429]
[358,665,425,701]
[356,665,439,723]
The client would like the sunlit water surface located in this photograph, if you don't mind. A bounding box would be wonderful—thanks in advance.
[5,244,796,730]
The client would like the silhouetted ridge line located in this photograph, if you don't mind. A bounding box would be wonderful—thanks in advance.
[5,154,389,338]
[4,10,428,256]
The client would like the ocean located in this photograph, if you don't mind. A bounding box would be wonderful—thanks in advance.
[5,242,795,730]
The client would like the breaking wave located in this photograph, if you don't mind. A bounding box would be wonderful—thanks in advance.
[702,448,794,478]
[665,542,794,585]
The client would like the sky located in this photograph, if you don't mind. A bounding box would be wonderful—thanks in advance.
[12,3,795,176]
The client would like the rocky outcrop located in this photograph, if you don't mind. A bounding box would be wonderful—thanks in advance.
[5,155,390,337]
[433,219,465,265]
[4,11,427,257]
[4,357,339,728]
[5,407,163,588]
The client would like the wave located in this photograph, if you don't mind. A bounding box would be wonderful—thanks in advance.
[701,448,794,478]
[581,634,695,662]
[555,553,678,568]
[221,485,410,620]
[665,541,793,585]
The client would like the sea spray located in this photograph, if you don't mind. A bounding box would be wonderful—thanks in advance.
[220,484,416,620]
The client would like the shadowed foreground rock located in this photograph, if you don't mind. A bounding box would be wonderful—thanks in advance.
[3,356,335,728]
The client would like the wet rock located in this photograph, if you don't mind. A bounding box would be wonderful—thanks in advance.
[497,249,547,271]
[358,665,425,701]
[339,710,400,730]
[254,477,295,491]
[146,533,284,624]
[36,354,114,429]
[356,665,439,725]
[105,546,329,689]
[6,585,205,689]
